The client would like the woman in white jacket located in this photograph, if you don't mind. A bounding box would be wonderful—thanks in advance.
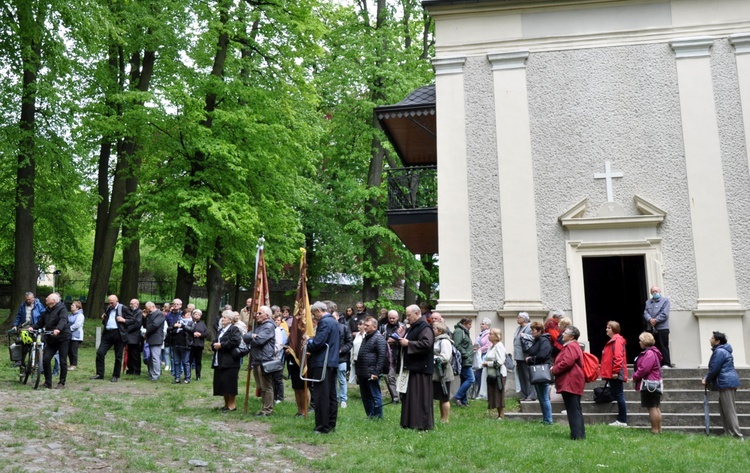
[482,328,508,419]
[67,301,85,370]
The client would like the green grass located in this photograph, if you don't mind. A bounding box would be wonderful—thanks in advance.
[0,345,745,472]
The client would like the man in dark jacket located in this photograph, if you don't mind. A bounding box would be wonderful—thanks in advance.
[247,306,277,416]
[335,311,353,408]
[125,299,144,375]
[305,301,340,434]
[143,302,165,382]
[452,318,475,407]
[190,309,208,381]
[32,293,71,389]
[356,316,387,419]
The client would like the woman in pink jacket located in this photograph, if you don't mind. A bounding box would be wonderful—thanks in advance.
[551,326,586,440]
[632,332,663,434]
[601,321,628,427]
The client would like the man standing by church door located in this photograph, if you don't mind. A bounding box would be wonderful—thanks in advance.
[644,286,671,368]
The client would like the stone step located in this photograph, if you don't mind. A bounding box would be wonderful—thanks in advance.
[528,389,750,402]
[520,400,750,414]
[505,411,750,432]
[585,378,750,390]
[645,367,750,379]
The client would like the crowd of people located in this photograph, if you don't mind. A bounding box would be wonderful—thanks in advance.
[8,289,744,439]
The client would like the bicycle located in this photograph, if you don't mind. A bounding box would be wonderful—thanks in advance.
[8,328,48,389]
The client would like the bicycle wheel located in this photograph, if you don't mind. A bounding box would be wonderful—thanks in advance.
[31,345,43,389]
[21,347,31,385]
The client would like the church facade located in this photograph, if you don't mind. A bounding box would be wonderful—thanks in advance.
[423,0,750,367]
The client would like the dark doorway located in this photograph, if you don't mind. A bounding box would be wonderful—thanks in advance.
[583,255,647,363]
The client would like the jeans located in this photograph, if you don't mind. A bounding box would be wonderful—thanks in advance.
[609,379,627,423]
[534,383,553,424]
[163,346,172,370]
[172,346,191,381]
[337,362,348,402]
[359,376,383,418]
[454,365,475,403]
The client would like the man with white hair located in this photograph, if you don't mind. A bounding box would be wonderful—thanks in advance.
[92,294,129,382]
[143,302,165,381]
[32,293,71,389]
[247,305,277,416]
[304,301,340,434]
[379,309,404,403]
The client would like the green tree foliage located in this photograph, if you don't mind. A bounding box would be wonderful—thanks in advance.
[0,1,95,312]
[135,0,324,319]
[307,0,435,307]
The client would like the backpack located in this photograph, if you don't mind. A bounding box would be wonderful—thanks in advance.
[582,351,600,383]
[439,340,462,376]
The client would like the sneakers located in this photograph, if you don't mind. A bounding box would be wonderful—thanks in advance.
[560,410,567,415]
[341,401,347,408]
[275,400,282,404]
[55,383,65,390]
[609,420,628,427]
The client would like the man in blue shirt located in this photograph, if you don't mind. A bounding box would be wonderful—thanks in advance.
[91,295,128,382]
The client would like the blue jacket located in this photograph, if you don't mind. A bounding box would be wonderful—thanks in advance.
[643,296,670,330]
[705,343,741,390]
[14,299,45,328]
[308,313,340,369]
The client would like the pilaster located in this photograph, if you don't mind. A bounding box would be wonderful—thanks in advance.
[487,51,543,313]
[671,37,747,367]
[433,57,475,316]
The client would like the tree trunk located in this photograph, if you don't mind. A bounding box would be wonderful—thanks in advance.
[175,0,231,304]
[206,240,224,338]
[11,3,44,314]
[86,44,128,315]
[119,50,155,303]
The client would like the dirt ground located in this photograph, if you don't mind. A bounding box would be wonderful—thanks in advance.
[0,380,323,473]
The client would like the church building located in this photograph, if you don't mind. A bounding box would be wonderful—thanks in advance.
[381,0,750,367]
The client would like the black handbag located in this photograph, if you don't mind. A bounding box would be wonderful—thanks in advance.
[529,364,552,384]
[261,359,283,374]
[593,381,615,403]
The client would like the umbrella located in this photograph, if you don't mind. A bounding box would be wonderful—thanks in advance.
[704,385,710,436]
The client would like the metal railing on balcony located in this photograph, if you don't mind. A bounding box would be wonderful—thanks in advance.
[387,165,437,211]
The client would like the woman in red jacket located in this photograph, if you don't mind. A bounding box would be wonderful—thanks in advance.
[601,321,628,427]
[551,326,586,440]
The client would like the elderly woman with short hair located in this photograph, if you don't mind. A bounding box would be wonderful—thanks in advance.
[633,331,663,434]
[432,322,455,423]
[551,326,586,440]
[482,328,508,419]
[471,318,492,399]
[212,310,242,411]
